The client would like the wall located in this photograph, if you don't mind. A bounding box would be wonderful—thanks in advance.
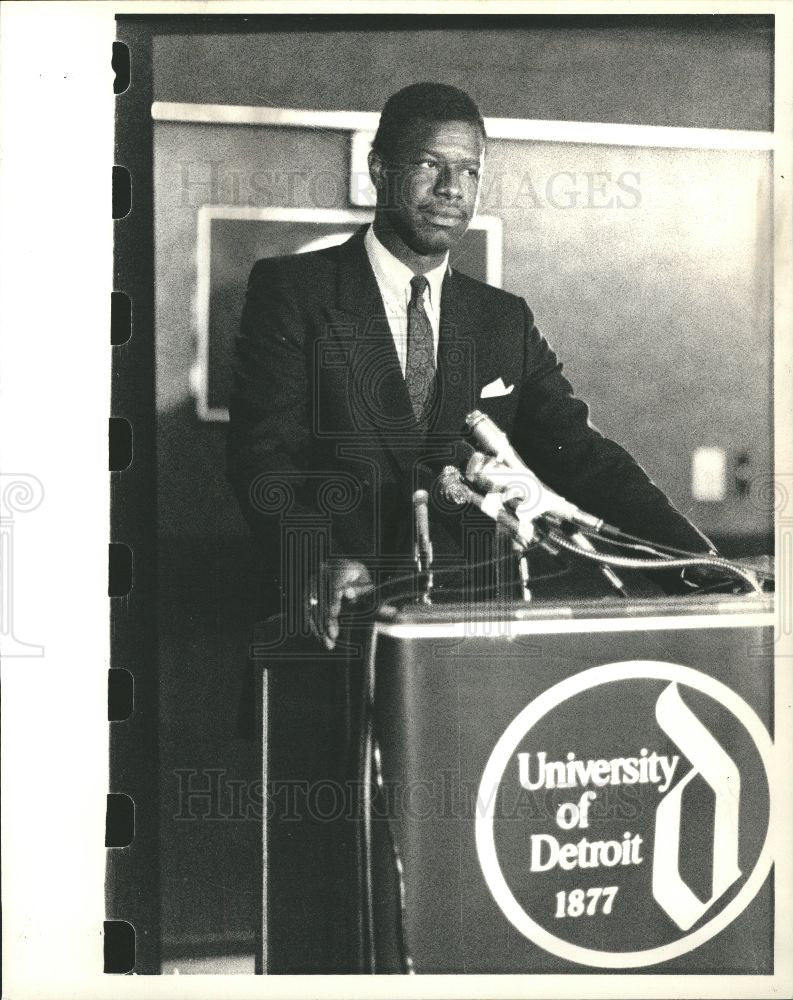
[153,16,773,130]
[152,17,774,962]
[156,127,773,541]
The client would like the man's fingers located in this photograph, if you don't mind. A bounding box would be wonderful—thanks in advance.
[324,585,344,646]
[313,561,374,649]
[346,564,374,594]
[306,577,321,639]
[343,580,373,600]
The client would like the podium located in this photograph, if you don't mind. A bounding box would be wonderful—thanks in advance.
[260,591,776,974]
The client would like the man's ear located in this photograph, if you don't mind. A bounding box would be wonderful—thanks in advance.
[368,147,387,193]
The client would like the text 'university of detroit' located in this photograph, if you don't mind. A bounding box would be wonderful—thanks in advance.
[517,749,680,874]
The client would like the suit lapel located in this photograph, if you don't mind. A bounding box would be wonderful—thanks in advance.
[335,230,415,426]
[433,270,482,437]
[330,231,425,482]
[335,228,388,322]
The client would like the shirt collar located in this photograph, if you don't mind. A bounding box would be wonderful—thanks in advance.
[364,224,448,311]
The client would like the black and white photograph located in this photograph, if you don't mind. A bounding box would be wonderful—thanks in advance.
[1,3,792,997]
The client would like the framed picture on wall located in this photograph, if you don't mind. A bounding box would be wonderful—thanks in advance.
[349,130,376,206]
[193,205,503,421]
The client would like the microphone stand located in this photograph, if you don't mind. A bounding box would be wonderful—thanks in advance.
[566,526,628,598]
[529,516,628,599]
[414,551,433,605]
[412,490,434,605]
[517,550,531,602]
[496,520,531,602]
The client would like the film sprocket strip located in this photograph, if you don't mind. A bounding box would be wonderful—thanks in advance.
[106,22,160,975]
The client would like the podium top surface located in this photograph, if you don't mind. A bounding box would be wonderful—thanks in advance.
[374,592,774,636]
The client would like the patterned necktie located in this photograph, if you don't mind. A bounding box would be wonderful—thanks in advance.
[405,274,436,422]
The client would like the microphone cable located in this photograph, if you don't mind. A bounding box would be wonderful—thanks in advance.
[570,525,775,583]
[343,549,581,611]
[543,528,764,594]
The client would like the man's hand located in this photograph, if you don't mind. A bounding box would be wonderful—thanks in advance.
[308,559,374,650]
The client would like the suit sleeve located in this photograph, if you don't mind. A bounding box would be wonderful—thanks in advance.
[510,299,715,555]
[226,259,323,574]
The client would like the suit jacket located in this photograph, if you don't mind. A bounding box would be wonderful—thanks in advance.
[227,227,710,593]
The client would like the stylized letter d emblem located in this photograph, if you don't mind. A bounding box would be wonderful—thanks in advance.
[652,682,742,931]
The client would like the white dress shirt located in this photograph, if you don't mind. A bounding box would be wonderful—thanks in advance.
[363,224,448,376]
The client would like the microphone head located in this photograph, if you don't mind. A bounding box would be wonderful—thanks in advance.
[412,489,431,563]
[412,489,430,533]
[465,410,487,432]
[413,441,476,494]
[439,465,470,505]
[464,409,511,461]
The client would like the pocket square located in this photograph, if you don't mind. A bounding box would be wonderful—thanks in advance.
[480,377,514,399]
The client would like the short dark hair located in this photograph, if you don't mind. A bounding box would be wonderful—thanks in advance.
[372,82,486,162]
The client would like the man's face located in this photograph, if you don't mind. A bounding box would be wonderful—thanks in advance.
[371,118,485,257]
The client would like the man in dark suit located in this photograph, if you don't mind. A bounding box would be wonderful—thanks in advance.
[228,81,712,646]
[227,81,718,972]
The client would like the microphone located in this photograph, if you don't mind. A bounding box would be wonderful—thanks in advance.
[466,445,629,595]
[438,466,534,549]
[465,411,607,533]
[412,489,433,574]
[467,450,627,596]
[466,451,533,507]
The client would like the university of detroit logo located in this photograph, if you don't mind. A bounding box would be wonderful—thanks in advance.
[475,661,774,968]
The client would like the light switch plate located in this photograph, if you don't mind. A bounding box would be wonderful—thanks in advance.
[692,446,727,502]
